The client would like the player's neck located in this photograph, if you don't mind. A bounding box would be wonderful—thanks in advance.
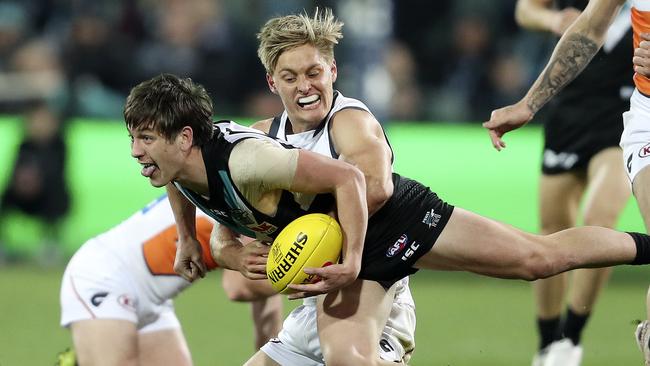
[175,149,209,196]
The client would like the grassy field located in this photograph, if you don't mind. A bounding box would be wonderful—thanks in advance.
[0,265,647,365]
[0,119,648,365]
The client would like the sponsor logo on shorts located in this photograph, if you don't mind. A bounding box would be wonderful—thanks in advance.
[90,292,108,307]
[639,143,650,158]
[401,241,420,261]
[422,209,441,228]
[386,234,408,257]
[117,294,136,312]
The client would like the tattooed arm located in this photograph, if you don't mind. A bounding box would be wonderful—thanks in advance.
[483,0,625,150]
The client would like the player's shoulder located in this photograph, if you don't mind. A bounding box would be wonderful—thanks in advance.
[250,118,274,133]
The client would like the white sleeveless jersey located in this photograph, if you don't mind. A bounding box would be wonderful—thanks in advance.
[271,91,389,161]
[267,92,414,310]
[71,195,216,304]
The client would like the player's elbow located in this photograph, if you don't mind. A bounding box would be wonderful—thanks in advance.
[367,182,393,215]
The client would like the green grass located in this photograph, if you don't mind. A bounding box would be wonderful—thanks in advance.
[0,265,647,365]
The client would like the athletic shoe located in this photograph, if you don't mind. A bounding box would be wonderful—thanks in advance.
[635,320,650,366]
[543,338,583,366]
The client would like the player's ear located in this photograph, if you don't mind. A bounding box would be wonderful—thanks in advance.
[266,74,278,94]
[179,126,194,150]
[331,59,338,83]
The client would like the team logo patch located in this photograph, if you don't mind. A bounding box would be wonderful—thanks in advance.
[90,292,108,307]
[386,234,408,257]
[117,294,136,312]
[250,221,278,235]
[422,209,441,228]
[639,143,650,158]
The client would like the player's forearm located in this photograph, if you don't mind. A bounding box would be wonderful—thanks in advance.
[335,166,368,271]
[523,0,622,113]
[166,183,197,241]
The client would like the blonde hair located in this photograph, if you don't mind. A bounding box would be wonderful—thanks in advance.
[257,8,343,74]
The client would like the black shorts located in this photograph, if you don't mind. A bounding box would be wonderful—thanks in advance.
[358,174,454,287]
[541,93,627,175]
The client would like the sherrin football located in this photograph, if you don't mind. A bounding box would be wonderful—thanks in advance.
[266,213,342,294]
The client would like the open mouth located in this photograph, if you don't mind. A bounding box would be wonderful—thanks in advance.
[141,163,158,178]
[297,94,320,108]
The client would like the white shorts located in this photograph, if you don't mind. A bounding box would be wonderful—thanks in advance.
[620,89,650,185]
[60,239,180,332]
[261,280,416,365]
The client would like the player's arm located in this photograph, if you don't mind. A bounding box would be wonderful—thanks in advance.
[210,223,269,280]
[230,139,367,294]
[484,0,625,150]
[288,148,368,295]
[634,33,650,77]
[330,109,393,216]
[515,0,581,35]
[167,183,206,281]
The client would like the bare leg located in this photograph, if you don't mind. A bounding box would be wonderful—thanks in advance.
[568,148,629,314]
[71,319,139,366]
[414,207,637,279]
[138,328,192,366]
[535,171,584,319]
[633,166,650,321]
[317,279,404,366]
[244,351,281,366]
[250,295,283,349]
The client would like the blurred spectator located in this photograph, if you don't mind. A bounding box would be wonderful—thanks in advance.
[0,100,70,264]
[0,0,552,122]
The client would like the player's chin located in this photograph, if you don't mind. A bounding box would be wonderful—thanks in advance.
[148,174,169,188]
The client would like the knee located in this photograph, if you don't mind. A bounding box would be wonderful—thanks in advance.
[515,243,558,281]
[222,281,254,302]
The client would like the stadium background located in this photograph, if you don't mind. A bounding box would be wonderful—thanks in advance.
[0,0,648,365]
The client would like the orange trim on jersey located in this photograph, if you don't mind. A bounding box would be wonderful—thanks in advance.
[142,218,218,276]
[633,7,650,95]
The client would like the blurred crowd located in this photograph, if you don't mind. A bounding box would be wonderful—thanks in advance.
[0,0,555,123]
[0,0,555,261]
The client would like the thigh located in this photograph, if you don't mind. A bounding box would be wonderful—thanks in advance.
[317,279,395,363]
[539,172,584,234]
[633,166,650,231]
[138,328,192,366]
[414,207,540,278]
[71,319,139,366]
[245,351,283,366]
[583,147,631,227]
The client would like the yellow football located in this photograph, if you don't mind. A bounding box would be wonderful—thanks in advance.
[266,213,342,294]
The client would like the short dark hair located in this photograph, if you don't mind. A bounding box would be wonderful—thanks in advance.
[124,73,214,146]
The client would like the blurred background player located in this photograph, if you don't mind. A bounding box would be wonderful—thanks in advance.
[513,1,632,365]
[483,0,650,363]
[59,194,282,366]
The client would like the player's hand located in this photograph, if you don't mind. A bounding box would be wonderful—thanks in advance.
[286,262,359,300]
[214,239,269,280]
[174,237,207,282]
[634,33,650,77]
[550,7,581,36]
[482,100,534,151]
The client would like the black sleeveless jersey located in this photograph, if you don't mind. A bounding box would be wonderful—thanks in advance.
[174,120,334,242]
